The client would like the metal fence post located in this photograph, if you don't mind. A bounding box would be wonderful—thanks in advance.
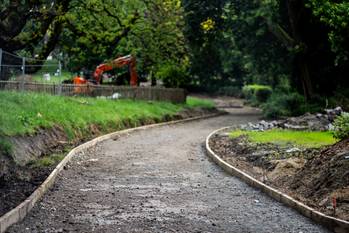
[58,61,62,95]
[0,48,3,80]
[22,57,25,76]
[21,57,25,91]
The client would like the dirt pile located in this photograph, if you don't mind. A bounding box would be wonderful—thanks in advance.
[210,131,349,221]
[289,139,349,217]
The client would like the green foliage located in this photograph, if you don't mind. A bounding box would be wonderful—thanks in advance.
[328,88,349,112]
[0,91,197,137]
[255,88,273,103]
[0,137,12,157]
[242,84,272,103]
[28,154,66,168]
[243,84,272,98]
[262,91,306,119]
[60,0,187,83]
[230,129,337,148]
[333,113,349,140]
[155,63,189,88]
[183,0,226,87]
[306,0,349,64]
[186,97,215,109]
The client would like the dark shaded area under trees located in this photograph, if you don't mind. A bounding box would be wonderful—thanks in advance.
[183,0,349,106]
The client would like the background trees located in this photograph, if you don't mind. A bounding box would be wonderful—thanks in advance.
[1,0,348,107]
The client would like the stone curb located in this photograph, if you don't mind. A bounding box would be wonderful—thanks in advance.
[205,126,349,233]
[0,112,223,233]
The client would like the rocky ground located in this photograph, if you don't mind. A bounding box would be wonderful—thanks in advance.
[6,101,330,233]
[209,108,349,222]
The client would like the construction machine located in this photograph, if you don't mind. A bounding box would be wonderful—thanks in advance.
[73,55,138,86]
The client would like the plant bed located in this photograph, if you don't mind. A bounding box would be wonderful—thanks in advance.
[209,116,349,222]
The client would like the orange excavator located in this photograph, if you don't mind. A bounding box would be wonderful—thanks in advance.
[73,55,138,86]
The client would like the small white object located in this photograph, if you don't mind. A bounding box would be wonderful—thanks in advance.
[87,159,98,162]
[111,93,121,99]
[286,148,301,153]
[43,73,51,81]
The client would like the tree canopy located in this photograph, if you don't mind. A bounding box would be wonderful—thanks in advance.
[1,0,348,99]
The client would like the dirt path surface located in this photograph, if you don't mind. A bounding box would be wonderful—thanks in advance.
[8,104,331,233]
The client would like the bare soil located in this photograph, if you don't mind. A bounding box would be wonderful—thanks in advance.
[0,107,218,217]
[209,133,349,221]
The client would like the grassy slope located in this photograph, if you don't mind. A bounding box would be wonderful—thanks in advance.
[230,129,337,148]
[0,91,213,138]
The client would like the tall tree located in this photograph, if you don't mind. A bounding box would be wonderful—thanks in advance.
[182,0,226,89]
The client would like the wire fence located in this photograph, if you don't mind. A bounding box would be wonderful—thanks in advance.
[0,48,64,84]
[0,49,187,103]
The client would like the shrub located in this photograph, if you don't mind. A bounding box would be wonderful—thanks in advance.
[262,91,305,119]
[333,113,349,140]
[255,88,272,103]
[155,63,189,88]
[242,84,272,103]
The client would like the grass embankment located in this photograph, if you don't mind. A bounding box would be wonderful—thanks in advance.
[230,129,337,148]
[0,91,213,137]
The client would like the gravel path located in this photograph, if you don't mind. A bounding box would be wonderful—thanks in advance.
[8,106,331,233]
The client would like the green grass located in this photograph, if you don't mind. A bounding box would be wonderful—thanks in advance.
[28,153,66,168]
[230,129,337,148]
[0,91,213,137]
[186,96,215,108]
[31,71,73,84]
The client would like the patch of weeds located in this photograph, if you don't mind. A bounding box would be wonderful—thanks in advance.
[28,154,65,168]
[0,137,12,157]
[186,97,215,109]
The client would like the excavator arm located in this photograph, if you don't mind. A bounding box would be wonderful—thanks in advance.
[93,55,138,86]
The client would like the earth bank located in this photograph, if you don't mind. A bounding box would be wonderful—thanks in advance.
[209,109,349,221]
[0,107,218,217]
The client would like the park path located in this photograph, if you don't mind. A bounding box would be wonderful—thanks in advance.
[8,104,331,233]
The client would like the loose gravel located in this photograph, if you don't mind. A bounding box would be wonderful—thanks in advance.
[7,106,331,233]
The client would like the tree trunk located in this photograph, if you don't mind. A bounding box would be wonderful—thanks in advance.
[287,0,314,100]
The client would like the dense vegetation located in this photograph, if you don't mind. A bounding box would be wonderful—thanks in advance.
[1,1,348,116]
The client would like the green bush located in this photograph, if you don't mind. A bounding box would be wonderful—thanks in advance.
[262,91,305,118]
[242,84,272,103]
[255,88,272,103]
[156,63,189,88]
[333,113,349,140]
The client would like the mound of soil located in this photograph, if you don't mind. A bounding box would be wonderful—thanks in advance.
[0,107,219,217]
[209,133,349,221]
[289,139,349,217]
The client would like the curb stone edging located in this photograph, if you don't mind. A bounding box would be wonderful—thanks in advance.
[205,126,349,233]
[0,112,224,233]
